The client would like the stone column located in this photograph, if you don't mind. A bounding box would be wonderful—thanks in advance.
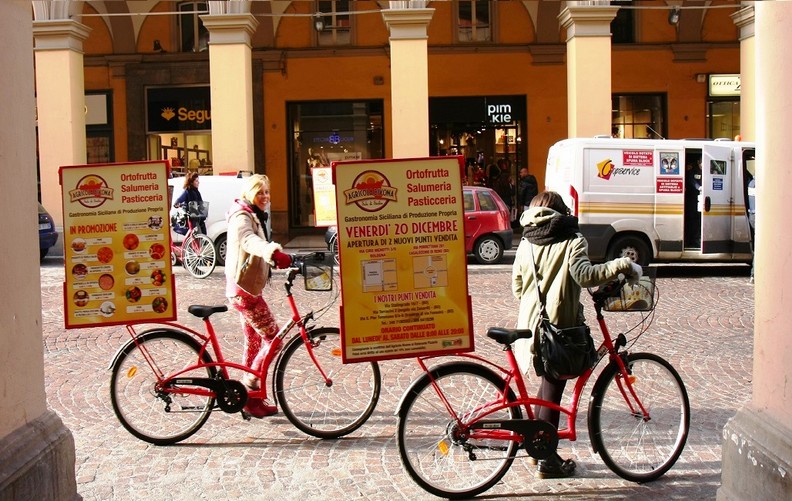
[718,2,792,500]
[0,2,77,499]
[558,3,619,138]
[201,12,259,174]
[32,17,91,234]
[732,3,755,142]
[382,7,434,158]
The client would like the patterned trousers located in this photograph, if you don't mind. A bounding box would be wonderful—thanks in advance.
[228,293,279,369]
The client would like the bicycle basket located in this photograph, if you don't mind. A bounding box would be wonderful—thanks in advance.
[302,254,333,291]
[170,210,188,235]
[603,266,657,312]
[187,201,209,219]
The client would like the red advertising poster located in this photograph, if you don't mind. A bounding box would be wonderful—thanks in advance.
[623,149,653,167]
[334,156,474,363]
[657,178,684,194]
[60,161,176,328]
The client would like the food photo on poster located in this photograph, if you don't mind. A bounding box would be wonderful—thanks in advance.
[333,156,474,363]
[59,161,177,328]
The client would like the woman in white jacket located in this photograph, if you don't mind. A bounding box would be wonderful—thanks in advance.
[225,174,292,418]
[512,191,641,478]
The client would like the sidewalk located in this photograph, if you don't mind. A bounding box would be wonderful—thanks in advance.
[39,260,753,500]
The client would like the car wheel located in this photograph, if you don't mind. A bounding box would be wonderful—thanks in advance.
[606,235,651,267]
[473,236,504,264]
[39,248,48,262]
[214,234,227,267]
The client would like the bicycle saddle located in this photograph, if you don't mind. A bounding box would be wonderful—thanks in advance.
[486,327,533,345]
[188,304,229,319]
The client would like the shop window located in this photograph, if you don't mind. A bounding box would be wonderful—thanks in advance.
[612,94,666,139]
[707,100,740,140]
[179,2,209,53]
[288,100,384,228]
[611,2,635,44]
[317,1,351,46]
[86,91,114,163]
[457,0,491,42]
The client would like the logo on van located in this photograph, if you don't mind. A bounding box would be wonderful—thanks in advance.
[343,170,398,212]
[597,159,615,180]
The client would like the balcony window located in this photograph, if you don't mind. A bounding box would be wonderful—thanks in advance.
[179,2,209,53]
[457,0,491,42]
[317,1,351,46]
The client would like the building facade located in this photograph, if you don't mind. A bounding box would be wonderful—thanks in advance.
[35,0,745,241]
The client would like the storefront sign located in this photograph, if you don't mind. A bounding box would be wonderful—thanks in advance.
[709,74,741,97]
[60,161,175,328]
[146,86,211,132]
[334,157,473,363]
[430,96,526,125]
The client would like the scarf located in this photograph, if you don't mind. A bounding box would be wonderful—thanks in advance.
[522,214,580,246]
[240,200,270,241]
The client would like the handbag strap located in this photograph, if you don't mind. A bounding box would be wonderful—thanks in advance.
[527,243,550,320]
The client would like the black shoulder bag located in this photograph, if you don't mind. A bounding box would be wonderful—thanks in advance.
[528,244,597,380]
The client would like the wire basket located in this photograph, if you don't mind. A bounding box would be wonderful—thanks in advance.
[302,254,334,292]
[187,201,209,219]
[603,266,657,312]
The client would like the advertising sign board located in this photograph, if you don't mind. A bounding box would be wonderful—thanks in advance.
[334,157,473,362]
[60,161,175,328]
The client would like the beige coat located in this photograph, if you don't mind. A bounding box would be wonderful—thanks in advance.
[511,208,633,375]
[224,203,281,297]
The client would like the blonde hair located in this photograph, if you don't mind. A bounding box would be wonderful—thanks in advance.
[240,174,270,204]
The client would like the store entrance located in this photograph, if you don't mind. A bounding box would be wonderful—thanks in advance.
[429,96,526,189]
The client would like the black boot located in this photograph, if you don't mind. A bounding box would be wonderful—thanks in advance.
[537,452,576,479]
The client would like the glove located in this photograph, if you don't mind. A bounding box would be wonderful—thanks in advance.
[272,250,292,270]
[628,261,643,286]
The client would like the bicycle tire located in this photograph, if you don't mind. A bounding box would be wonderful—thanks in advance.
[274,327,380,439]
[397,362,522,499]
[182,233,216,279]
[110,328,216,445]
[588,352,690,482]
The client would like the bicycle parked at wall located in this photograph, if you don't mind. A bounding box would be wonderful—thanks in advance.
[396,269,690,499]
[109,252,381,445]
[170,200,216,279]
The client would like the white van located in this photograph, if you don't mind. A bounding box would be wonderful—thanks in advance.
[168,174,255,266]
[544,137,756,265]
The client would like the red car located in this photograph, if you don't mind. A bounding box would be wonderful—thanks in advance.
[325,185,513,265]
[462,185,514,264]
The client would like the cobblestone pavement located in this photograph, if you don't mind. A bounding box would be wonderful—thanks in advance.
[39,256,754,500]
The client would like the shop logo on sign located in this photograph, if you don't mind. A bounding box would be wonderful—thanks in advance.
[161,107,176,121]
[69,175,114,208]
[343,170,398,212]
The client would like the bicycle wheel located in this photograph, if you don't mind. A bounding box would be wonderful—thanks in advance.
[397,362,521,499]
[110,329,216,445]
[274,327,380,439]
[182,233,216,279]
[588,352,690,482]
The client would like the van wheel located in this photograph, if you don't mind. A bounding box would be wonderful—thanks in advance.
[607,236,651,267]
[214,234,227,267]
[474,236,504,264]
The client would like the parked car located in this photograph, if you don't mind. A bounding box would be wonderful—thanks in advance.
[39,202,58,261]
[325,185,513,265]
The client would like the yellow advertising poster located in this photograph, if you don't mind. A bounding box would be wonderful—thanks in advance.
[60,161,176,328]
[335,156,473,362]
[312,166,337,226]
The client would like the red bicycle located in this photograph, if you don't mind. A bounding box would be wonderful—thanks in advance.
[109,252,381,445]
[170,200,216,279]
[396,270,690,499]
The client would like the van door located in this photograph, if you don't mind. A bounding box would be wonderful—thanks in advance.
[701,144,734,253]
